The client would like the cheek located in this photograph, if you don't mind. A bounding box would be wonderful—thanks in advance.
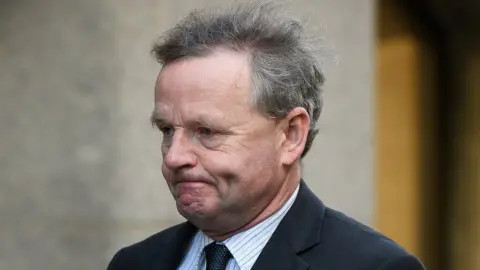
[249,143,282,182]
[202,143,279,182]
[203,147,248,170]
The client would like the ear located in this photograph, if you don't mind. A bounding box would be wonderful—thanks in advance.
[280,107,310,165]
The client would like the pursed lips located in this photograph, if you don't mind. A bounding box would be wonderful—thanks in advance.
[173,179,212,204]
[172,177,214,194]
[173,177,213,186]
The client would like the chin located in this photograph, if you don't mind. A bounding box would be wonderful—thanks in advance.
[177,202,218,225]
[177,200,206,217]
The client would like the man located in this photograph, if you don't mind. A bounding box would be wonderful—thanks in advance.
[107,1,425,269]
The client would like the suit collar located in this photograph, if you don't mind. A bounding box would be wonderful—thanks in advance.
[280,179,325,252]
[151,221,197,270]
[251,180,325,270]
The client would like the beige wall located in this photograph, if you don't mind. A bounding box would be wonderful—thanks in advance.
[0,1,375,269]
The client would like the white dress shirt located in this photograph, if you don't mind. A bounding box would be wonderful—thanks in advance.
[178,184,300,270]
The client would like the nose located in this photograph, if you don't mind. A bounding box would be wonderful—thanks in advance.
[163,130,197,171]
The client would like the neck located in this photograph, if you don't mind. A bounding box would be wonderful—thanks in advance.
[207,164,301,241]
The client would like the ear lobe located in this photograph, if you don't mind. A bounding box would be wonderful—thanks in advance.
[281,107,310,165]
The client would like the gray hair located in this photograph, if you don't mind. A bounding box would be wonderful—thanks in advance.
[152,1,324,158]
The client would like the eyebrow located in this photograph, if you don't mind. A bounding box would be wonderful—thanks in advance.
[150,111,167,127]
[150,110,224,131]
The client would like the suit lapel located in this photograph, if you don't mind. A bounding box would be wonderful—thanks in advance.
[252,180,326,270]
[150,222,197,270]
[251,234,310,270]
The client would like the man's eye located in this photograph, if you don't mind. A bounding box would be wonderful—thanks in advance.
[197,127,215,137]
[160,127,174,136]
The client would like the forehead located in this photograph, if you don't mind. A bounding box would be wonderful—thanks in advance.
[153,50,255,120]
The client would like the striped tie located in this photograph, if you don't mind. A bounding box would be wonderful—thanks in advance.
[204,242,232,270]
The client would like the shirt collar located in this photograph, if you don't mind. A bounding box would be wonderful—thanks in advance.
[198,184,300,269]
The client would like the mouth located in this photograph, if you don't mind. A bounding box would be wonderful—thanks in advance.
[173,180,211,206]
[176,181,208,187]
[172,175,213,186]
[173,177,212,192]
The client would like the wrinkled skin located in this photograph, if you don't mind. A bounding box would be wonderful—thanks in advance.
[152,49,309,240]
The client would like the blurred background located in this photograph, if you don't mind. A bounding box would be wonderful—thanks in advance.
[0,0,478,269]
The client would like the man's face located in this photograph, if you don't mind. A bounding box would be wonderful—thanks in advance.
[152,50,285,233]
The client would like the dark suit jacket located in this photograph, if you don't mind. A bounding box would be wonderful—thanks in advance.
[107,181,425,269]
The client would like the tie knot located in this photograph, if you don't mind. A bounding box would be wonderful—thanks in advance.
[204,242,232,270]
